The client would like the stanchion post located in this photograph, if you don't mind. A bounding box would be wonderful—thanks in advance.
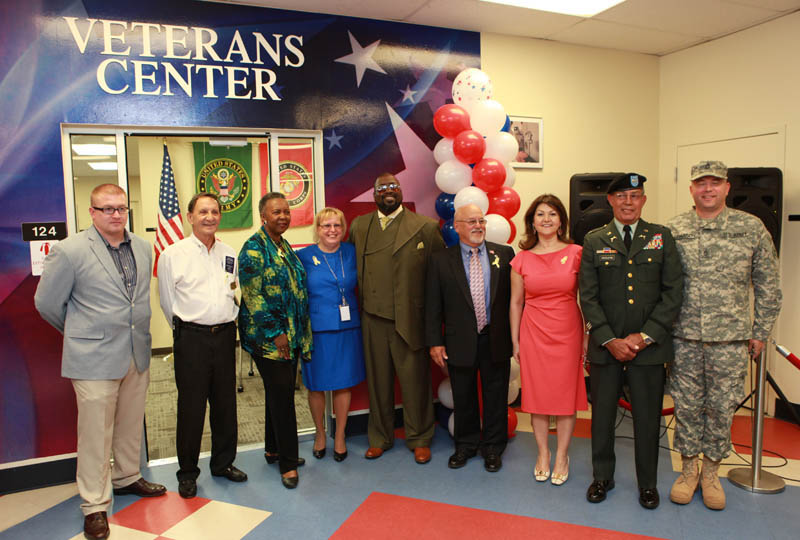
[728,349,785,493]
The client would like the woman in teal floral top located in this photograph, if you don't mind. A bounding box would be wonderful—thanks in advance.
[239,192,312,489]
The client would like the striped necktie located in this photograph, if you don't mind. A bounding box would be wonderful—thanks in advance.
[470,248,487,332]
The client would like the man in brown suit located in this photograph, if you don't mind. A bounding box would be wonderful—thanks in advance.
[348,173,445,463]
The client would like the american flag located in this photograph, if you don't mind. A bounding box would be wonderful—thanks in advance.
[153,143,184,276]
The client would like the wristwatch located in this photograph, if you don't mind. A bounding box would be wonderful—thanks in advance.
[640,332,654,345]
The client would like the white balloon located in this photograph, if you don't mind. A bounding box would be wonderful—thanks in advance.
[452,68,493,106]
[507,377,520,405]
[435,160,473,194]
[464,99,506,136]
[484,213,511,244]
[510,356,520,382]
[484,132,518,163]
[433,137,455,165]
[453,186,489,214]
[437,378,454,409]
[503,162,516,188]
[448,411,455,437]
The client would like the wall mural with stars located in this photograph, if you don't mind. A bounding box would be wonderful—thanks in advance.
[0,0,479,465]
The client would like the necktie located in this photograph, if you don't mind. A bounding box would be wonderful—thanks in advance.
[470,248,487,332]
[623,224,632,250]
[379,216,392,230]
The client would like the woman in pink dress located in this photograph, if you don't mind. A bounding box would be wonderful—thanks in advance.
[510,194,588,486]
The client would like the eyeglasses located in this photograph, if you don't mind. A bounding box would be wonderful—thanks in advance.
[375,183,400,193]
[319,223,343,230]
[92,206,129,215]
[613,192,643,202]
[456,218,487,226]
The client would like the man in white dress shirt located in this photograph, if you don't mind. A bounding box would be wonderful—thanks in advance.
[158,192,246,498]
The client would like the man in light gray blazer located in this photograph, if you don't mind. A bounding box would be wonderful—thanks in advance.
[35,184,165,540]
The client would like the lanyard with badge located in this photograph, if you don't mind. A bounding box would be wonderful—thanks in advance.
[322,250,350,322]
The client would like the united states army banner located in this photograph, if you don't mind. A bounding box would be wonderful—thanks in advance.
[194,142,253,229]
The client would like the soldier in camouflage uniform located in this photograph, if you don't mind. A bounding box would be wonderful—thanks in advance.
[667,161,782,510]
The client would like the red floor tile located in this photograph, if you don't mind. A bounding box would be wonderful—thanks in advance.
[109,492,211,535]
[731,415,800,459]
[332,492,667,540]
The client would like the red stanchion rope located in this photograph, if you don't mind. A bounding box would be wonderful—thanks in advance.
[775,343,800,371]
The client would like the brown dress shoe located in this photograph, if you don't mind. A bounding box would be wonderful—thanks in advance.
[365,447,384,459]
[414,447,431,464]
[113,477,167,497]
[83,511,109,540]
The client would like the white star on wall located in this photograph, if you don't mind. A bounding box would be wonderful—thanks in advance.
[325,129,343,149]
[334,31,387,87]
[398,85,417,104]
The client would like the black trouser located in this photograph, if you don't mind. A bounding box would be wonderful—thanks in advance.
[173,319,238,482]
[589,362,665,489]
[252,354,300,474]
[448,333,510,456]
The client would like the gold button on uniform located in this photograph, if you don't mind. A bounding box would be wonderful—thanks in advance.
[627,272,633,278]
[628,259,633,264]
[628,285,633,291]
[604,262,609,266]
[628,299,634,304]
[648,257,652,262]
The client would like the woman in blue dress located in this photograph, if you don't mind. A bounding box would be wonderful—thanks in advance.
[297,207,365,462]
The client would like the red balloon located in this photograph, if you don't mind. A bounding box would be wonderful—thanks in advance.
[507,407,518,439]
[453,130,486,164]
[472,158,506,192]
[487,187,521,219]
[433,104,471,139]
[507,219,517,244]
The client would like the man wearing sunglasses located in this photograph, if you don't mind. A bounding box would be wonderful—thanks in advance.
[35,184,165,540]
[348,173,445,464]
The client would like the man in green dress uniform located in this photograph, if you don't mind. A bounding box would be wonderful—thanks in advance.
[579,173,683,509]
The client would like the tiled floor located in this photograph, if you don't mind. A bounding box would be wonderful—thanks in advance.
[2,407,798,540]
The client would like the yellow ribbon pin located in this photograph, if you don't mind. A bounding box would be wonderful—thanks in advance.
[492,255,500,268]
[312,256,321,265]
[560,256,568,264]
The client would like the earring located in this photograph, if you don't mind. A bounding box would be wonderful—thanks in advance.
[558,228,562,236]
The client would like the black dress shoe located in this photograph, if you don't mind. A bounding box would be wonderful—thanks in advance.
[281,474,299,489]
[83,511,109,540]
[178,479,197,499]
[639,488,660,509]
[313,448,326,459]
[447,450,474,469]
[212,465,247,482]
[113,477,167,497]
[484,453,502,473]
[265,453,306,466]
[333,450,348,462]
[586,479,615,503]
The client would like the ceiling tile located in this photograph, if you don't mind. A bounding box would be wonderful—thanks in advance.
[406,0,581,38]
[596,0,781,38]
[214,0,431,21]
[550,18,703,56]
[724,0,800,11]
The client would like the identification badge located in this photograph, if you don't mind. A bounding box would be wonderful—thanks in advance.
[339,304,351,322]
[225,256,235,273]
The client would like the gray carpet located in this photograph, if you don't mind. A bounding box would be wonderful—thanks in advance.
[144,350,314,461]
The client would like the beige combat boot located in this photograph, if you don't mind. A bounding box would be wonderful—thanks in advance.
[669,455,700,504]
[700,456,726,510]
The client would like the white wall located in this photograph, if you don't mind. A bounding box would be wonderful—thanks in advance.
[482,33,660,234]
[658,12,800,402]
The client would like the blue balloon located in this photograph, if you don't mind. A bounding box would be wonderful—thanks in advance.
[501,115,511,133]
[441,219,459,247]
[435,192,456,220]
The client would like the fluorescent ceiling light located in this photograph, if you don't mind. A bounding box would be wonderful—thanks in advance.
[208,137,248,147]
[88,162,118,171]
[479,0,625,17]
[72,143,117,156]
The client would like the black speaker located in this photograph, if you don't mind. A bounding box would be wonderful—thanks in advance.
[569,173,622,246]
[726,167,782,254]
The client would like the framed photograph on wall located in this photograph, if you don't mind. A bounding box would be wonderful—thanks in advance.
[508,116,543,169]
